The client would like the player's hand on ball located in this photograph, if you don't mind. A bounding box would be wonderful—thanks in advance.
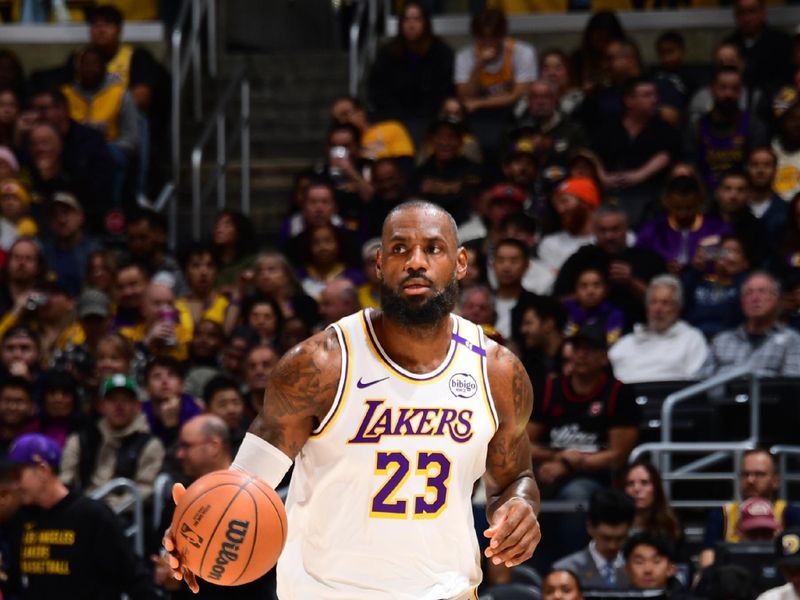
[483,497,541,568]
[162,483,200,594]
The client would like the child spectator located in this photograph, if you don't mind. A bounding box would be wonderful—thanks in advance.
[683,235,749,339]
[0,179,36,250]
[176,242,229,331]
[563,267,624,347]
[141,356,202,450]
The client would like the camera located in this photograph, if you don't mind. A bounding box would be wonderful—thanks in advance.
[24,293,49,312]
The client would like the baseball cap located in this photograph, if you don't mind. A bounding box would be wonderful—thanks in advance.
[773,86,800,120]
[0,147,19,173]
[428,116,464,137]
[77,288,111,318]
[0,178,30,205]
[737,498,781,534]
[555,176,600,208]
[8,433,62,470]
[51,191,82,212]
[509,138,537,157]
[776,528,800,567]
[489,183,525,205]
[101,373,139,398]
[569,322,608,350]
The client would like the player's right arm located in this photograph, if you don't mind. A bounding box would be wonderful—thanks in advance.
[162,328,342,593]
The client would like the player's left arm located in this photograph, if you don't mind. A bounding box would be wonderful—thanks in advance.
[483,342,542,568]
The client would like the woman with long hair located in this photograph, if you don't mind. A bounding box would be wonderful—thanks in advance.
[572,11,627,91]
[212,209,259,290]
[623,459,682,542]
[540,49,584,116]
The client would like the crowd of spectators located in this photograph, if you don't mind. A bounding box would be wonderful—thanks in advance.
[0,0,799,598]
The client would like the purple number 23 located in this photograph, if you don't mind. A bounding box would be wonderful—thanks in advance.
[371,451,451,519]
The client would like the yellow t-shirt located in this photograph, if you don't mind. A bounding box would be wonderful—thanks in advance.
[175,295,229,328]
[362,121,415,160]
[118,304,193,361]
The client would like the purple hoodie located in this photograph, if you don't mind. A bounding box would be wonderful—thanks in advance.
[636,215,733,266]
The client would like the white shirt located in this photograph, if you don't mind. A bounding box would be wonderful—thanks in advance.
[588,540,625,573]
[538,231,594,274]
[454,39,537,86]
[757,583,800,600]
[488,257,555,295]
[494,296,517,340]
[608,320,709,384]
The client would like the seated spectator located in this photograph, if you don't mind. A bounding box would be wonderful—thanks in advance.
[182,318,224,400]
[556,205,665,329]
[1,325,44,387]
[563,267,624,347]
[125,209,185,294]
[711,170,768,267]
[251,251,319,331]
[682,235,748,339]
[142,356,202,456]
[623,532,690,598]
[416,97,483,165]
[623,460,683,544]
[85,248,116,295]
[242,344,279,417]
[454,8,536,152]
[203,375,248,453]
[151,415,274,597]
[518,294,567,402]
[38,369,85,448]
[0,237,46,317]
[0,88,22,153]
[552,489,635,590]
[746,148,786,254]
[318,278,361,329]
[498,212,555,296]
[220,329,250,382]
[94,332,137,388]
[42,192,101,297]
[295,223,363,301]
[698,271,800,378]
[8,432,158,598]
[59,373,164,506]
[594,77,680,228]
[23,277,78,365]
[636,175,732,275]
[609,275,708,383]
[277,316,311,356]
[0,146,20,180]
[366,2,454,128]
[411,117,482,225]
[542,569,585,600]
[458,285,503,345]
[538,177,600,274]
[539,48,584,117]
[700,448,800,568]
[330,96,415,164]
[733,497,784,542]
[772,87,800,203]
[686,67,768,192]
[361,158,411,242]
[240,294,284,347]
[0,376,39,453]
[651,31,695,119]
[119,278,193,362]
[755,528,800,600]
[27,89,115,234]
[356,238,381,310]
[491,238,539,342]
[212,209,259,291]
[499,141,539,209]
[280,175,344,248]
[0,178,36,250]
[111,261,149,329]
[176,242,228,331]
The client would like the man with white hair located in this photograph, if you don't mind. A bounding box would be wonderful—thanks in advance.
[609,275,708,383]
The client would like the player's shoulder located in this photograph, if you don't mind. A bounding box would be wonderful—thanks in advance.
[279,327,342,372]
[485,341,533,421]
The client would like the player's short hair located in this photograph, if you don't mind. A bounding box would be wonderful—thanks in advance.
[383,200,459,246]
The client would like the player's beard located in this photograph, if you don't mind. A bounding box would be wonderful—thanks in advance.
[380,274,459,328]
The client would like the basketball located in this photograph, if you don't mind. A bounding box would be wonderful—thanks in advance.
[171,470,288,585]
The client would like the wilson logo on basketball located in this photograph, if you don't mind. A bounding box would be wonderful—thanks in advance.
[207,519,250,581]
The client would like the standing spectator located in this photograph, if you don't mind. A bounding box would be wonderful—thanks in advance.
[212,210,259,291]
[636,175,732,275]
[539,48,584,117]
[724,0,793,96]
[755,529,800,600]
[623,460,683,543]
[698,271,800,378]
[7,433,158,599]
[746,147,786,252]
[491,238,539,343]
[538,177,600,274]
[610,275,708,383]
[594,77,680,228]
[367,2,454,130]
[42,192,101,297]
[331,96,415,164]
[552,489,635,590]
[699,448,800,568]
[454,8,537,152]
[563,267,625,347]
[412,117,482,224]
[687,67,768,192]
[556,205,665,329]
[59,373,164,505]
[771,88,800,202]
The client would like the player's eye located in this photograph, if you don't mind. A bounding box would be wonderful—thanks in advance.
[391,245,406,254]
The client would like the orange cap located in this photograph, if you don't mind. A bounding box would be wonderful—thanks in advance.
[555,177,600,208]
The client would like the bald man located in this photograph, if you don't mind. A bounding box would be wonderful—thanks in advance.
[317,278,361,328]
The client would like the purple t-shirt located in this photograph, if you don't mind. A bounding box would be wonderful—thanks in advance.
[636,215,733,266]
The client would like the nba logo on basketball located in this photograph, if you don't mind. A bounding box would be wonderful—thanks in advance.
[449,373,477,398]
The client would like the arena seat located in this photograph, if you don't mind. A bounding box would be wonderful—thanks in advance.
[480,583,541,600]
[510,564,542,588]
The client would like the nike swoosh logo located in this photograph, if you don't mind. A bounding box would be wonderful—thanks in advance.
[356,376,389,389]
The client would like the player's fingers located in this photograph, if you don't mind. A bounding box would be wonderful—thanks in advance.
[167,554,180,570]
[487,505,524,549]
[172,482,187,504]
[162,533,175,552]
[185,569,199,594]
[486,518,527,556]
[492,529,538,566]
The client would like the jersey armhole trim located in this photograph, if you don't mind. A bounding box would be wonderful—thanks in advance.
[476,324,499,433]
[311,323,349,437]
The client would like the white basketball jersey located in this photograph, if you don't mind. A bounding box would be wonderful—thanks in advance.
[277,309,499,600]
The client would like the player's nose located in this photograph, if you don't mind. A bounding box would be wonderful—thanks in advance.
[405,246,428,269]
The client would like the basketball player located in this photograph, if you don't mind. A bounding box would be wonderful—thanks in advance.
[165,201,541,599]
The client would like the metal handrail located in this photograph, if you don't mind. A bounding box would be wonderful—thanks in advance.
[152,472,174,533]
[88,477,146,557]
[190,67,250,239]
[770,445,800,500]
[349,0,379,97]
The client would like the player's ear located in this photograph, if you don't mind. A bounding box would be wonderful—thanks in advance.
[375,247,384,281]
[455,246,468,281]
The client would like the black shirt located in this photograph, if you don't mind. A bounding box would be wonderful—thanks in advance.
[411,155,483,224]
[8,492,156,599]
